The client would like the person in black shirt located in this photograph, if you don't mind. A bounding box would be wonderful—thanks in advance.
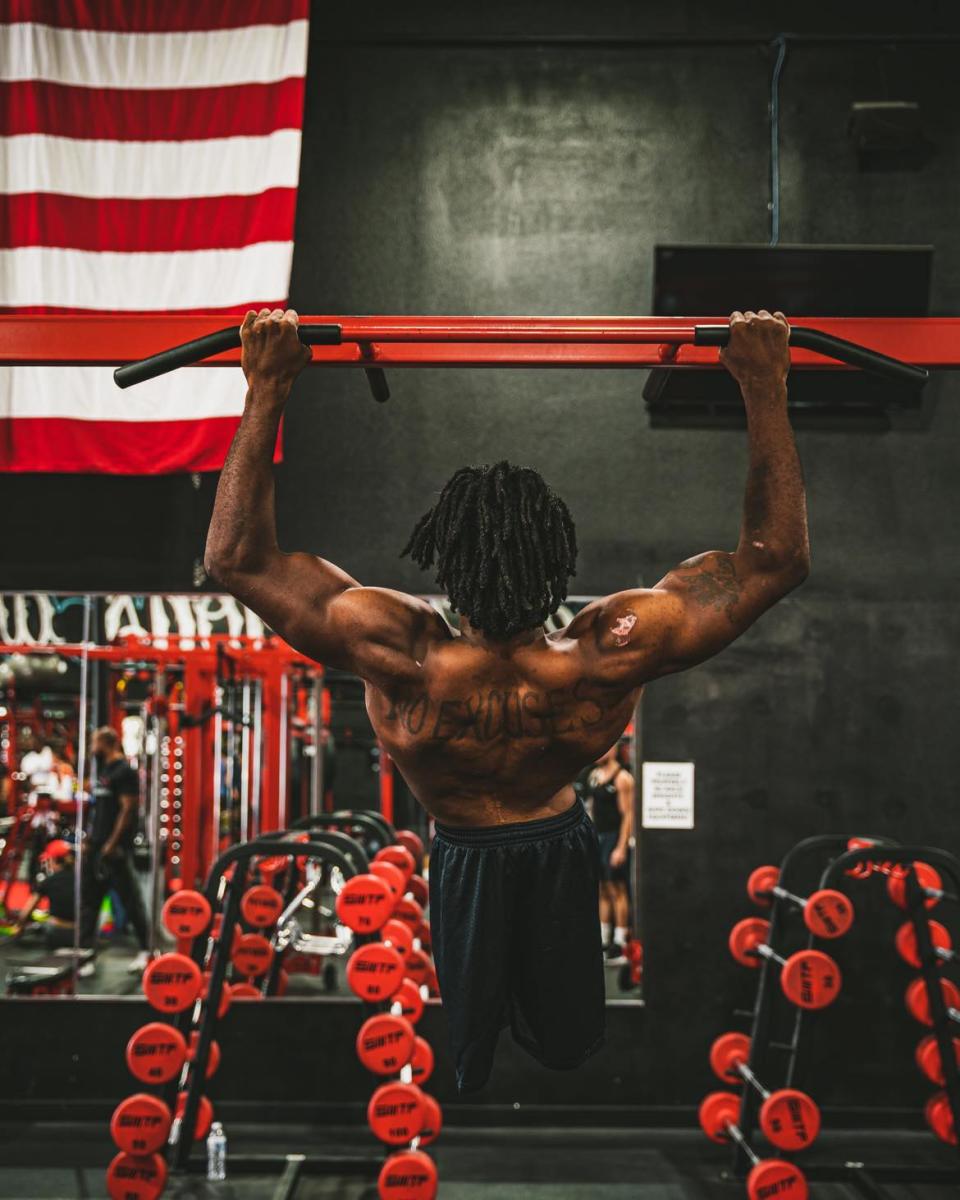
[13,838,76,950]
[578,743,634,963]
[80,726,150,971]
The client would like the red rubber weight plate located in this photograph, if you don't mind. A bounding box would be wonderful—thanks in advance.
[370,860,406,899]
[759,1088,821,1151]
[201,972,232,1019]
[392,977,425,1024]
[106,1151,168,1200]
[746,865,779,907]
[415,919,432,952]
[916,1034,960,1085]
[231,932,274,978]
[241,884,284,929]
[888,862,943,910]
[142,953,201,1013]
[709,1032,749,1085]
[906,976,960,1027]
[110,1093,172,1155]
[161,889,211,939]
[780,950,842,1010]
[381,917,414,956]
[377,1148,438,1200]
[125,1022,187,1085]
[257,855,289,884]
[231,982,262,1000]
[375,844,416,883]
[346,942,406,1002]
[392,896,425,931]
[357,1013,416,1075]
[895,919,952,969]
[395,829,425,869]
[187,1031,221,1079]
[335,873,395,934]
[925,1091,958,1145]
[404,947,433,987]
[174,1092,214,1141]
[747,1160,808,1200]
[418,1093,442,1148]
[409,1036,434,1086]
[698,1091,741,1144]
[804,889,854,939]
[728,918,770,968]
[407,875,429,909]
[367,1082,426,1145]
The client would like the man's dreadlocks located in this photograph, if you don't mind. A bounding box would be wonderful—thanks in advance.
[400,461,578,639]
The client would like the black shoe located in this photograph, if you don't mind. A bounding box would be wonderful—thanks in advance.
[603,943,627,965]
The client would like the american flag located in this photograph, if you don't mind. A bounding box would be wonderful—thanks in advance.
[0,0,309,473]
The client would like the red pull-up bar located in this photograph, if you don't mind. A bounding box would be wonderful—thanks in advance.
[0,314,951,396]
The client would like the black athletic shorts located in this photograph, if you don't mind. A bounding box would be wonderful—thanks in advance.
[429,798,605,1093]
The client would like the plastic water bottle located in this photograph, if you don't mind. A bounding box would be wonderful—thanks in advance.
[206,1121,227,1181]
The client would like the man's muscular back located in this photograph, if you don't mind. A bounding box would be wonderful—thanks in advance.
[366,604,641,825]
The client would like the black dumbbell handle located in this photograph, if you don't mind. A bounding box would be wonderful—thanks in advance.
[694,324,928,385]
[113,323,343,389]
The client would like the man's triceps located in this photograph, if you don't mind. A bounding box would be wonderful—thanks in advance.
[664,551,743,624]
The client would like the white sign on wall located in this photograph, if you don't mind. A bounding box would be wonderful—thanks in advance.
[641,761,695,829]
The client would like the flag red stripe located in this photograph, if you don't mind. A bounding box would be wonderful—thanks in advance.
[0,191,298,252]
[0,303,286,317]
[0,416,282,474]
[2,0,309,31]
[0,78,305,140]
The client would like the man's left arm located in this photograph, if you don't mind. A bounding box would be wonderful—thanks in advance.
[204,309,432,683]
[610,771,634,867]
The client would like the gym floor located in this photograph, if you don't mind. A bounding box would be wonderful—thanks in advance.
[0,1125,957,1200]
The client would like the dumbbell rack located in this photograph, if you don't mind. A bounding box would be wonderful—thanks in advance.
[731,834,960,1194]
[170,831,382,1189]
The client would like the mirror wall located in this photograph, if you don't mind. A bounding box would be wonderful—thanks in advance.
[0,593,642,1001]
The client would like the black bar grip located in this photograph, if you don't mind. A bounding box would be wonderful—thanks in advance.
[694,324,928,386]
[113,323,343,390]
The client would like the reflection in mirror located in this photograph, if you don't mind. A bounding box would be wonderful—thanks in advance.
[0,592,641,1002]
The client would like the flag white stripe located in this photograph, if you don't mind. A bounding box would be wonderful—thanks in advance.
[0,242,294,309]
[1,130,303,199]
[0,20,309,90]
[0,366,247,422]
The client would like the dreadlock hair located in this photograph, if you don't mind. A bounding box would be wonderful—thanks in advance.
[401,460,578,639]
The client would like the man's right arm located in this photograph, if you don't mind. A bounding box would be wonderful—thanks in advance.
[572,310,810,684]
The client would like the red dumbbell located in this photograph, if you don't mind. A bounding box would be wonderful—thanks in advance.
[729,918,842,1010]
[747,865,854,939]
[925,1091,958,1145]
[106,1151,167,1200]
[888,862,950,911]
[699,1092,808,1200]
[367,1081,426,1145]
[709,1032,821,1151]
[110,1094,171,1155]
[378,1148,437,1200]
[905,976,960,1028]
[915,1034,960,1086]
[336,872,395,934]
[895,919,955,970]
[346,942,406,1002]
